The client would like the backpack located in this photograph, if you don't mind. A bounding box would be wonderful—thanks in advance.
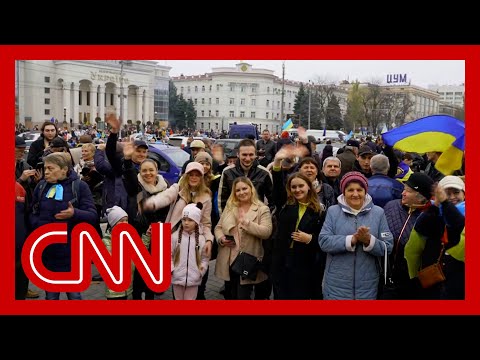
[32,178,81,214]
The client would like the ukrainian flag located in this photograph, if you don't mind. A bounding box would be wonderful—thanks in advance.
[282,118,293,131]
[382,115,465,175]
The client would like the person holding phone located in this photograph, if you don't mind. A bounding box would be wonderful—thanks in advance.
[214,177,272,300]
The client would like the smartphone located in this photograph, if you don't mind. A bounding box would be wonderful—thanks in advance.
[224,235,235,243]
[36,162,44,171]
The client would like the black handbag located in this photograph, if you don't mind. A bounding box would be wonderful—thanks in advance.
[231,252,260,281]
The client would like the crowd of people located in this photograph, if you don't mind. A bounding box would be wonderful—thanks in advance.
[15,119,466,300]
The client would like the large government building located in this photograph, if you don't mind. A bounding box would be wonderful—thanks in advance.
[16,60,171,129]
[172,62,303,134]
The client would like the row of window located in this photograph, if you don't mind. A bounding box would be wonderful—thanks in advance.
[191,97,291,108]
[195,122,279,133]
[180,85,296,97]
[196,110,280,120]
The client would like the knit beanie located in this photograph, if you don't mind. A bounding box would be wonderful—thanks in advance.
[340,171,369,194]
[106,206,128,228]
[182,202,203,225]
[405,172,434,200]
[194,152,213,166]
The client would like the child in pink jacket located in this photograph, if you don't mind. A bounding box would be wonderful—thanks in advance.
[171,202,210,300]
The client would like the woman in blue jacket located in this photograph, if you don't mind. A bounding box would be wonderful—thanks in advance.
[319,171,393,299]
[29,152,98,300]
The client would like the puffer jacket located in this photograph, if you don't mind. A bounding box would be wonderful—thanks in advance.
[171,229,209,287]
[319,194,393,299]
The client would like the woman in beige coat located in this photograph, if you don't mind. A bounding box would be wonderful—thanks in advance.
[214,177,272,299]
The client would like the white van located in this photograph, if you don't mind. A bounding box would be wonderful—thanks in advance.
[286,129,345,142]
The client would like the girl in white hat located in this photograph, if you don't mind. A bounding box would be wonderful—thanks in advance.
[171,202,210,300]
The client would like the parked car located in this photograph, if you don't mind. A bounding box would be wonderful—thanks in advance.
[214,139,243,158]
[147,143,190,184]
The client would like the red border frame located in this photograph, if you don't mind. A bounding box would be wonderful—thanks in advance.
[1,45,475,315]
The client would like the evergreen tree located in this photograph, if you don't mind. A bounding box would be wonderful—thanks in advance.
[185,98,196,129]
[326,94,343,129]
[293,83,309,128]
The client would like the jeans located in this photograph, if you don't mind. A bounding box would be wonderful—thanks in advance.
[45,292,82,300]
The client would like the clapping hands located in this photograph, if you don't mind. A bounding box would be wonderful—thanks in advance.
[353,225,371,246]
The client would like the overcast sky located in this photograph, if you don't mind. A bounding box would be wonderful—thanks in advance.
[158,60,464,88]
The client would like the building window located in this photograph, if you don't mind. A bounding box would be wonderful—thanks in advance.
[202,98,205,105]
[216,98,219,104]
[267,87,270,93]
[216,84,220,91]
[207,123,211,129]
[240,98,245,105]
[44,109,50,115]
[201,122,204,129]
[289,102,291,109]
[277,101,280,109]
[195,86,198,92]
[251,86,256,93]
[44,76,50,83]
[251,112,255,118]
[44,98,50,105]
[194,98,198,105]
[230,85,235,91]
[266,112,269,119]
[241,86,245,92]
[265,124,268,129]
[44,87,50,94]
[201,110,205,117]
[209,85,212,92]
[251,99,256,106]
[240,111,245,118]
[208,110,212,117]
[110,93,114,106]
[229,111,234,117]
[180,86,184,93]
[209,98,212,105]
[187,86,191,93]
[202,86,205,92]
[276,113,279,119]
[266,100,269,107]
[229,98,235,105]
[215,123,218,129]
[215,110,219,117]
[87,91,90,106]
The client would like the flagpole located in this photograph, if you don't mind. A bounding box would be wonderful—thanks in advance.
[280,61,285,131]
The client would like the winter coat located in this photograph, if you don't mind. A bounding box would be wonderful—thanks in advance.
[214,202,272,285]
[143,183,214,242]
[171,229,209,287]
[94,147,128,216]
[367,174,404,208]
[29,171,98,272]
[319,194,393,299]
[272,203,323,299]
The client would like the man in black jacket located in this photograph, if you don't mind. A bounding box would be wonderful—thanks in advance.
[27,121,59,167]
[218,138,275,300]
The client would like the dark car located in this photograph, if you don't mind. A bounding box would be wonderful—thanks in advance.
[214,139,243,158]
[147,143,190,185]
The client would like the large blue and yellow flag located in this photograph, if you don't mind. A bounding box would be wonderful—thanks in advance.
[382,115,465,175]
[282,118,293,131]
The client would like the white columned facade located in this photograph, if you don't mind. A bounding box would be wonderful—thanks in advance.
[72,83,80,125]
[63,82,71,124]
[123,90,128,122]
[90,84,97,120]
[114,87,120,117]
[136,88,143,123]
[98,85,105,121]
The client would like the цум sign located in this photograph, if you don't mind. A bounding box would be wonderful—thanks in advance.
[386,74,408,85]
[21,222,171,293]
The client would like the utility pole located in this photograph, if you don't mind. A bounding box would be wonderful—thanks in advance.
[280,61,285,130]
[308,80,312,130]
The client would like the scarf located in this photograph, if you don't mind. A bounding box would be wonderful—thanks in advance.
[137,174,168,204]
